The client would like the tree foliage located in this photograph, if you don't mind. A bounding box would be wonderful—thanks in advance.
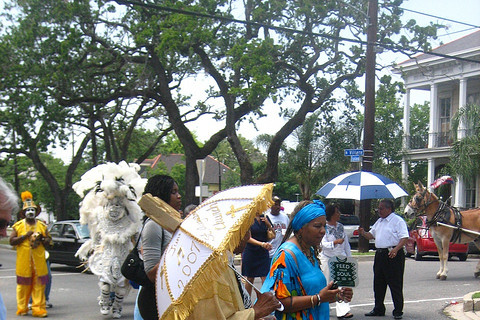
[0,0,442,210]
[449,103,480,179]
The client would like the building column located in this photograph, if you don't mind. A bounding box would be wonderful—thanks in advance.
[403,88,411,149]
[427,158,435,192]
[401,159,409,208]
[428,83,438,148]
[454,176,466,209]
[458,78,467,139]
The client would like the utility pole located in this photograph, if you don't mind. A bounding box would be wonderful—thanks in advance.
[359,0,377,253]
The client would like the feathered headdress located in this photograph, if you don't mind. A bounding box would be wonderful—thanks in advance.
[21,191,41,216]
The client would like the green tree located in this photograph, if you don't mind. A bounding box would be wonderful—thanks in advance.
[449,103,480,179]
[0,0,442,208]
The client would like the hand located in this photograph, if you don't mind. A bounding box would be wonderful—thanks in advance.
[25,231,34,238]
[388,248,398,259]
[253,291,281,320]
[338,287,353,303]
[334,239,345,245]
[357,228,364,237]
[261,242,273,250]
[319,281,341,303]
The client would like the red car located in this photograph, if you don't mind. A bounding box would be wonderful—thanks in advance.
[405,216,468,261]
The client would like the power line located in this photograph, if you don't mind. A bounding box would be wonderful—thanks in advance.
[116,0,480,64]
[399,7,480,29]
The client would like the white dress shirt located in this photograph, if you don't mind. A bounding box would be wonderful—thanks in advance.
[370,213,409,248]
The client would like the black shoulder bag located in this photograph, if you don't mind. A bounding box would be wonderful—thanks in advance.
[121,221,152,287]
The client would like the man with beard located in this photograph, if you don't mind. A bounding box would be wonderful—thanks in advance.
[10,191,51,318]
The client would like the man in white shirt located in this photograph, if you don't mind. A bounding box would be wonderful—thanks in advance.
[358,199,408,320]
[266,196,290,259]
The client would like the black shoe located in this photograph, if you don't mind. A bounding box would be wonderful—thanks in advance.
[364,310,385,316]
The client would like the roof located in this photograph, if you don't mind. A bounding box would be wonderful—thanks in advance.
[398,30,480,66]
[141,154,234,184]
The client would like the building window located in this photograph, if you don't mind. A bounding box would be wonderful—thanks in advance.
[438,97,451,146]
[465,177,477,209]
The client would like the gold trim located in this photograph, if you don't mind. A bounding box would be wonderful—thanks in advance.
[158,183,274,320]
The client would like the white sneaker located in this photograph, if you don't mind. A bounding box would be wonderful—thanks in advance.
[112,308,122,319]
[100,305,110,315]
[28,303,32,310]
[46,300,53,308]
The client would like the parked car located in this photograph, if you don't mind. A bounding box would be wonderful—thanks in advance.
[339,214,360,245]
[405,216,468,261]
[338,214,375,248]
[48,220,90,266]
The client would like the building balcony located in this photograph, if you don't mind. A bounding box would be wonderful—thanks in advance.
[405,131,453,150]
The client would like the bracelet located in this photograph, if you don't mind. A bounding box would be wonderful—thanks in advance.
[310,295,315,308]
[316,294,321,306]
[260,242,265,248]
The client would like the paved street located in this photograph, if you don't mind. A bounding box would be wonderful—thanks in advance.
[1,245,480,319]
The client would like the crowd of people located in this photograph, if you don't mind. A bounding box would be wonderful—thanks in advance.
[0,171,410,320]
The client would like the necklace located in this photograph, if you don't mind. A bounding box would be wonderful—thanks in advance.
[302,247,316,265]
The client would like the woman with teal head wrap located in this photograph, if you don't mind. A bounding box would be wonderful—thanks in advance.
[261,200,353,320]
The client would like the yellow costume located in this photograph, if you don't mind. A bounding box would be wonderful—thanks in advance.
[12,191,49,318]
[186,268,254,320]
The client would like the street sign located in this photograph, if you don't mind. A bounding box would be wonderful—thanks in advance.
[344,149,364,156]
[350,155,361,162]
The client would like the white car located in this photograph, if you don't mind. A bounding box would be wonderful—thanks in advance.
[339,214,360,245]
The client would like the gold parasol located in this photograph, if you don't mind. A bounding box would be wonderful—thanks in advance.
[140,183,274,320]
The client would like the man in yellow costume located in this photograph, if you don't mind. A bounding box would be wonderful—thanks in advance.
[10,191,51,318]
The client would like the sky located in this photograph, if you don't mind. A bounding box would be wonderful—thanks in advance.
[187,0,480,144]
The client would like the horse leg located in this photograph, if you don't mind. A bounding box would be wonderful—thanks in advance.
[438,238,450,280]
[434,238,449,280]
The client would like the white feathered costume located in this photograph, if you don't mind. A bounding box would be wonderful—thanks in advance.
[73,161,146,319]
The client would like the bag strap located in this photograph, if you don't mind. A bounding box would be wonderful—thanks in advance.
[133,219,147,249]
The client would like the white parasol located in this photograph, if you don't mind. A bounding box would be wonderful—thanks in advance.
[143,184,274,320]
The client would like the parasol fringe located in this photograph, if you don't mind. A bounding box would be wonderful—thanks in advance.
[160,183,274,320]
[161,251,229,320]
[224,183,274,253]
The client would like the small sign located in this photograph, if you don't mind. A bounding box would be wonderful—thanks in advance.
[344,149,364,156]
[350,155,361,162]
[328,255,358,287]
[195,186,209,197]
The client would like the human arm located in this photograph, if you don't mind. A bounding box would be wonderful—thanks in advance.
[9,228,33,246]
[279,281,341,313]
[247,237,273,251]
[252,291,280,319]
[142,220,167,283]
[358,227,374,240]
[388,237,407,258]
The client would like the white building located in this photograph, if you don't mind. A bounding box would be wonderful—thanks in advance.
[395,30,480,209]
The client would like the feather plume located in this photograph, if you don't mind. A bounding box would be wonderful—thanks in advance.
[21,191,33,202]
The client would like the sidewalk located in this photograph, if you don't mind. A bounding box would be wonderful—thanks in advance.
[445,300,480,320]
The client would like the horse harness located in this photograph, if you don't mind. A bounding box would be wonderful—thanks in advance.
[425,200,464,243]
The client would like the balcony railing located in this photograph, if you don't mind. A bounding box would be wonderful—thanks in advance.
[405,131,454,150]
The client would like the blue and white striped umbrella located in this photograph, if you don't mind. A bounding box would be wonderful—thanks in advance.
[316,171,408,200]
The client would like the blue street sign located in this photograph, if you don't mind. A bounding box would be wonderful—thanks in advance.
[350,155,361,162]
[344,149,364,156]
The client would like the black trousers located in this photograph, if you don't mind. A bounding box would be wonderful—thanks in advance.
[138,283,158,320]
[372,248,405,316]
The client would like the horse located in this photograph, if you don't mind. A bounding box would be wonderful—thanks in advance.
[405,182,480,280]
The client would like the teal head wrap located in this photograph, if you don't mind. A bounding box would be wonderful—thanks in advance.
[291,200,326,231]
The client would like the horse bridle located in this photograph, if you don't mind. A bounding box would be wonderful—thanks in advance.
[411,188,437,214]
